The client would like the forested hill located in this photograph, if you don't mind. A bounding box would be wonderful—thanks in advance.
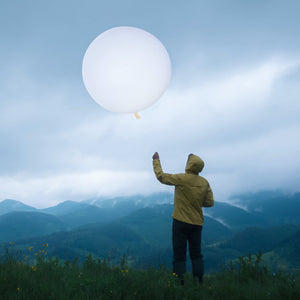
[0,191,299,273]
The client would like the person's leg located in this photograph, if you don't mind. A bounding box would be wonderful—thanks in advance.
[188,225,204,284]
[172,219,187,284]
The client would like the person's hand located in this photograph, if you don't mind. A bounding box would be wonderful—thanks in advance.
[152,152,159,160]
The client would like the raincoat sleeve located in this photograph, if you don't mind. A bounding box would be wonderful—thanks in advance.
[153,159,180,186]
[202,184,214,207]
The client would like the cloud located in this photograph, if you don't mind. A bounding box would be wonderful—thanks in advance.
[0,56,299,207]
[206,123,300,198]
[0,170,165,208]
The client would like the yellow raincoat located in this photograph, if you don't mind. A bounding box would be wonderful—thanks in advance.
[153,154,214,225]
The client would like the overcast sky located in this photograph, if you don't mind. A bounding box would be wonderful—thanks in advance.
[0,0,299,208]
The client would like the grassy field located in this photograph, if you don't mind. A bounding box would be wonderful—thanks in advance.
[0,245,299,299]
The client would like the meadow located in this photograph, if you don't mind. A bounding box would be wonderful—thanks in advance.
[0,244,299,300]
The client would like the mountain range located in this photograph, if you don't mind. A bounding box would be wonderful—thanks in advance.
[0,191,299,273]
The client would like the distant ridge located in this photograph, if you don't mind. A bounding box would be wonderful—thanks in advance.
[230,191,300,225]
[41,200,92,216]
[0,199,36,216]
[1,190,300,229]
[0,191,300,273]
[83,192,173,209]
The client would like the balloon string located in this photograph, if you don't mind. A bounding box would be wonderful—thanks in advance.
[134,112,141,119]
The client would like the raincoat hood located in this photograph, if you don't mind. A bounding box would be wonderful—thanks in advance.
[185,154,204,174]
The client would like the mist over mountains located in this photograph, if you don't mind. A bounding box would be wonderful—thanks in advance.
[0,191,299,273]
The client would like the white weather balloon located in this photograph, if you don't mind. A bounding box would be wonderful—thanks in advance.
[82,26,171,114]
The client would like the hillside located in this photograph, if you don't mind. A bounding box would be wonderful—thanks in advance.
[0,211,68,242]
[262,229,300,272]
[205,201,266,231]
[219,224,300,254]
[79,204,233,247]
[0,204,232,269]
[7,221,148,263]
[2,204,299,273]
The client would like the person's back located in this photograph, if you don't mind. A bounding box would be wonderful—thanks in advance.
[153,153,213,225]
[152,152,214,284]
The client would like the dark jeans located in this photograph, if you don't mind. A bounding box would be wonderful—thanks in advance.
[172,218,204,283]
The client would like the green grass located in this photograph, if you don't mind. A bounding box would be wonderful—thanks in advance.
[0,247,299,299]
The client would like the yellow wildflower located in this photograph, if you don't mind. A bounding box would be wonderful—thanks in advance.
[28,246,33,251]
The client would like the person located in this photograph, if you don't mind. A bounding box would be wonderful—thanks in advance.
[152,152,214,284]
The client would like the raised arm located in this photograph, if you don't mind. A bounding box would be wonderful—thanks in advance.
[152,152,180,186]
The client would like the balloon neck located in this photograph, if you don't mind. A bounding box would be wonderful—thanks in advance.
[134,112,141,119]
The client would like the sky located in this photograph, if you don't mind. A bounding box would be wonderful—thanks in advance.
[0,0,299,208]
